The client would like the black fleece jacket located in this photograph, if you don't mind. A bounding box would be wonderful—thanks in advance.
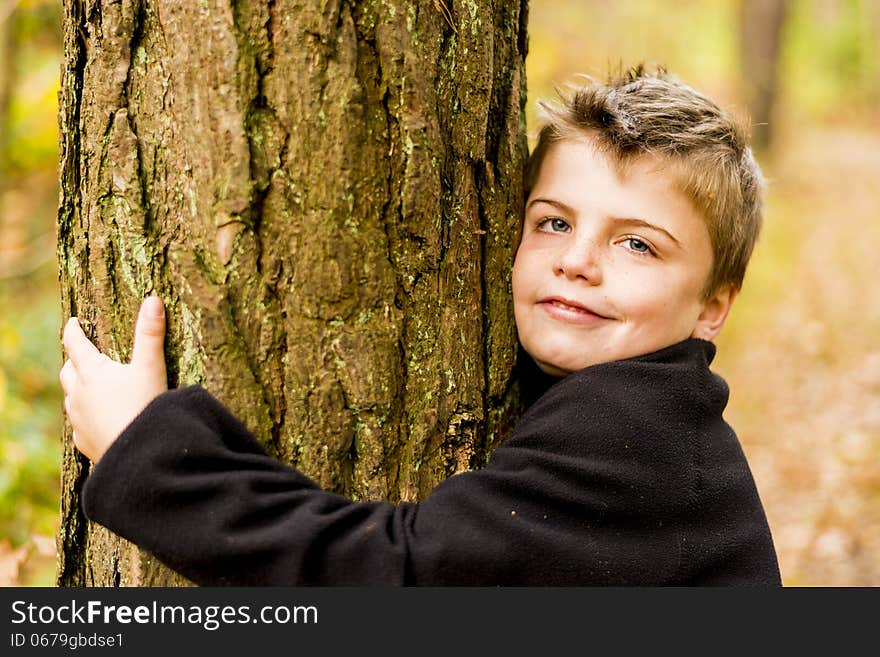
[82,338,781,586]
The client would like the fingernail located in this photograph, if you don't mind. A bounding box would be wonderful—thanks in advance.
[144,296,164,318]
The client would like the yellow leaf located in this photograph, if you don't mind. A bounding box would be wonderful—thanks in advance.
[0,324,21,359]
[0,366,7,414]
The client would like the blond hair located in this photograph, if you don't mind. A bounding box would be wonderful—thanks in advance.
[525,65,764,299]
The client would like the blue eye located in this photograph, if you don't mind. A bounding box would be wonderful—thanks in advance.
[624,238,652,254]
[540,218,570,233]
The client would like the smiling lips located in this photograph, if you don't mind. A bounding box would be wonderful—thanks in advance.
[538,297,611,324]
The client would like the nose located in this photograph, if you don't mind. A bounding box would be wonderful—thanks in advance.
[554,235,603,284]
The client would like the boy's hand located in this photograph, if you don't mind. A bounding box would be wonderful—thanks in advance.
[59,296,169,463]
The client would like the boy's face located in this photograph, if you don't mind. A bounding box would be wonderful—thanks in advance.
[512,138,731,377]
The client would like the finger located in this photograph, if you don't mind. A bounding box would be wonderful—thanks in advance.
[130,296,167,370]
[62,317,102,370]
[59,358,77,394]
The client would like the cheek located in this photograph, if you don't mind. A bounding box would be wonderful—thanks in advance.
[611,274,689,323]
[510,249,529,298]
[620,294,660,323]
[624,280,704,334]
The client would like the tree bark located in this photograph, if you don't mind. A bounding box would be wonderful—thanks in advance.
[56,0,528,586]
[737,0,788,153]
[0,1,18,189]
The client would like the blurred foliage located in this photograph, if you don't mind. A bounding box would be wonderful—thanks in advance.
[1,0,878,586]
[5,55,59,172]
[1,0,63,585]
[781,0,880,123]
[525,0,880,138]
[2,0,62,174]
[526,0,740,117]
[0,268,62,544]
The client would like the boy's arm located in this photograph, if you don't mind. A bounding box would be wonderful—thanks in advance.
[82,385,413,586]
[78,367,688,587]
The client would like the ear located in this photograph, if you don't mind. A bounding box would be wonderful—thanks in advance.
[691,285,738,341]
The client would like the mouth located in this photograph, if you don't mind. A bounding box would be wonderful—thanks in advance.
[538,297,612,323]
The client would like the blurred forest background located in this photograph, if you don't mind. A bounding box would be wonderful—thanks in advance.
[1,0,878,586]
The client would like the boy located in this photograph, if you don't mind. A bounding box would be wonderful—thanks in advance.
[60,66,782,586]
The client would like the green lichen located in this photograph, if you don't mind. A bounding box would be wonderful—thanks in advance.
[65,249,78,282]
[134,45,147,68]
[464,0,480,36]
[407,4,418,46]
[178,303,206,385]
[115,222,150,299]
[187,186,197,217]
[343,193,358,233]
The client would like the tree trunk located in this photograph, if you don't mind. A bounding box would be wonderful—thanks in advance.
[0,1,18,189]
[56,0,528,586]
[737,0,788,153]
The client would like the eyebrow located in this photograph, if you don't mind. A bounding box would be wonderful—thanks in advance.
[612,217,683,248]
[526,197,576,215]
[527,197,682,248]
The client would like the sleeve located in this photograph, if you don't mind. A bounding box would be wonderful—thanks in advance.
[82,386,413,586]
[82,377,691,587]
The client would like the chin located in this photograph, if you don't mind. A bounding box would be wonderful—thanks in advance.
[532,359,572,378]
[527,347,587,377]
